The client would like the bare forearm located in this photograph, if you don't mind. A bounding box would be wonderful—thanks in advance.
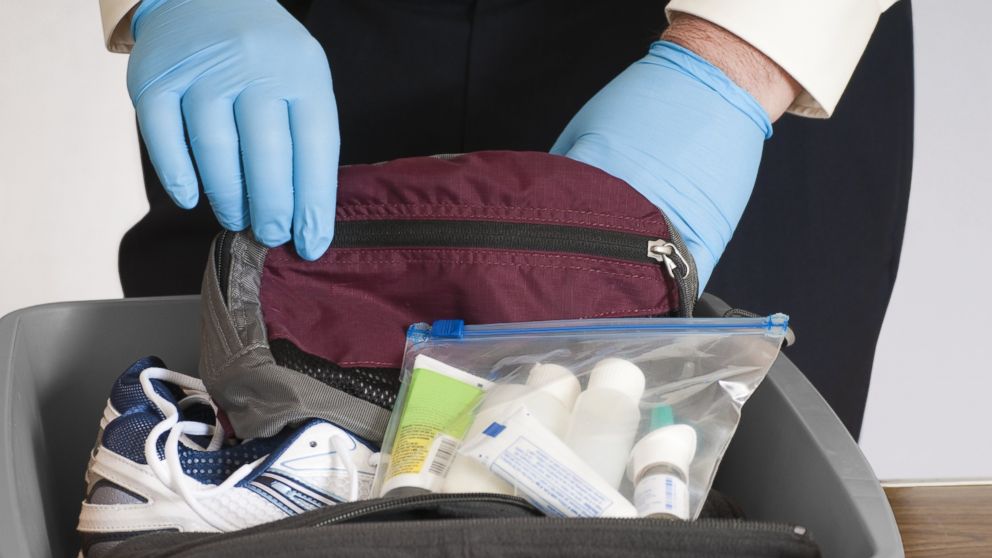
[662,12,801,122]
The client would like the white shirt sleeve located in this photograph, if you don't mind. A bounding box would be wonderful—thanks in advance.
[666,0,901,118]
[100,0,141,53]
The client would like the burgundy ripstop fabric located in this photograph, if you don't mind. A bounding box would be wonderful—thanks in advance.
[327,152,667,234]
[258,151,679,368]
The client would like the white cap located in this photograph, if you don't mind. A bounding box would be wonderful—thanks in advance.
[526,363,580,409]
[587,358,645,403]
[627,424,697,482]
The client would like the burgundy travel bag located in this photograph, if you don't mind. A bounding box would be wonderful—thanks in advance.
[198,150,698,443]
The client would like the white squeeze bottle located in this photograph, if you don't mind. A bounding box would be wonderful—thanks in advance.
[442,363,580,494]
[517,363,581,437]
[565,358,645,489]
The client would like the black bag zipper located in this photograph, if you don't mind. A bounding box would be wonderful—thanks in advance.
[151,492,814,556]
[215,217,698,316]
[312,492,537,527]
[304,493,808,537]
[312,494,810,538]
[215,229,234,304]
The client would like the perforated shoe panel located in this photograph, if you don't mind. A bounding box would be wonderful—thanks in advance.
[269,339,401,410]
[109,356,183,414]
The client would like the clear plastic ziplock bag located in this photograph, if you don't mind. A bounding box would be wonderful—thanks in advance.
[370,315,789,520]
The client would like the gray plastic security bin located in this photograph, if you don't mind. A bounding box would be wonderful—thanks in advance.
[0,295,903,558]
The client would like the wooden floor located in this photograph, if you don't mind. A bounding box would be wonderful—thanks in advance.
[884,484,992,557]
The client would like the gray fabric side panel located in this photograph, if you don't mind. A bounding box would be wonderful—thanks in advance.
[228,234,269,348]
[198,233,391,442]
[216,347,391,441]
[199,238,241,377]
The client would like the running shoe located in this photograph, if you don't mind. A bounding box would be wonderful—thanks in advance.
[83,356,217,487]
[78,358,378,558]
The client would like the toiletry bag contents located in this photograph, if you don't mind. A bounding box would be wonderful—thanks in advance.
[199,151,698,443]
[373,315,790,521]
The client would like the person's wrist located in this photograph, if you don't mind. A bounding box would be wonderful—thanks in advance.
[131,0,168,40]
[647,41,771,139]
[662,12,800,122]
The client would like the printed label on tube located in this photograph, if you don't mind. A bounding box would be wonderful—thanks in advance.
[381,355,490,495]
[463,406,637,518]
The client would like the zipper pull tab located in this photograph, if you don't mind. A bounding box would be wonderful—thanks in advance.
[647,240,689,280]
[429,319,466,339]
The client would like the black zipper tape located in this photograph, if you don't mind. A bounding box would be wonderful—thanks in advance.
[312,493,536,527]
[304,492,799,537]
[328,220,658,262]
[141,493,815,557]
[216,219,696,317]
[658,212,698,317]
[215,229,234,305]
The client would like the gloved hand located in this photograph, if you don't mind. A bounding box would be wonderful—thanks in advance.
[551,41,772,292]
[127,0,339,260]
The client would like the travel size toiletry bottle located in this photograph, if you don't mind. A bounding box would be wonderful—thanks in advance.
[379,355,491,498]
[627,406,697,520]
[565,358,645,488]
[442,363,580,494]
[463,407,639,518]
[519,363,581,437]
[441,383,527,495]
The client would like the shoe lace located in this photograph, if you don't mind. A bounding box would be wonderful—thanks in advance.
[331,434,360,502]
[138,367,362,530]
[138,367,253,530]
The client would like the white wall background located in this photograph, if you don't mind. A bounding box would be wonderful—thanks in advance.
[858,0,992,480]
[0,1,145,316]
[0,0,988,480]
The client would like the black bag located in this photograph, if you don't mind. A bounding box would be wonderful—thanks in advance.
[107,492,819,558]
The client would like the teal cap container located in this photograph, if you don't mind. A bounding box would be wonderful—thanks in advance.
[650,404,675,430]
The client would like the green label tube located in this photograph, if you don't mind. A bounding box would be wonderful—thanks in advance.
[381,355,491,496]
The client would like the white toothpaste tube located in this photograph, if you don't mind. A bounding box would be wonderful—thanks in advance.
[461,406,638,518]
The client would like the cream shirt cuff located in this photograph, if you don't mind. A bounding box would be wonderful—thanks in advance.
[101,0,141,53]
[666,0,900,118]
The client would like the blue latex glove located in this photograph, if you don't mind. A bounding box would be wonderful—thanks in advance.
[552,41,772,292]
[128,0,339,260]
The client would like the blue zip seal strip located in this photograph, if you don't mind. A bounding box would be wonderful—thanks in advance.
[429,319,466,339]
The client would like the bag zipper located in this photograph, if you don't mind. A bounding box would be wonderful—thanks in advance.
[215,219,697,316]
[409,314,790,343]
[308,493,809,538]
[147,493,815,554]
[312,492,536,527]
[426,517,811,539]
[215,229,234,304]
[656,211,698,316]
[182,492,811,544]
